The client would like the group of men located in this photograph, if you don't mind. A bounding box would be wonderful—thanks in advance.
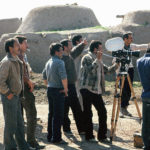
[0,36,43,150]
[0,32,150,150]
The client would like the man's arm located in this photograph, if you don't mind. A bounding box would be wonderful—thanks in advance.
[58,61,68,96]
[70,39,87,59]
[61,78,68,96]
[81,54,101,73]
[0,61,13,99]
[103,63,118,74]
[42,68,48,86]
[131,43,149,51]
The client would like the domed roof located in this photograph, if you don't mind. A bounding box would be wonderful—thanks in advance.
[17,5,100,33]
[122,10,150,25]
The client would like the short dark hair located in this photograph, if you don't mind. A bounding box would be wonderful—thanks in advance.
[122,31,132,40]
[5,38,18,53]
[89,40,102,53]
[60,39,71,50]
[49,43,62,56]
[72,35,82,46]
[147,48,150,53]
[15,35,27,44]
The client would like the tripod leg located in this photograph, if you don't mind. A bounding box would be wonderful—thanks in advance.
[110,75,120,142]
[111,75,125,141]
[127,75,142,121]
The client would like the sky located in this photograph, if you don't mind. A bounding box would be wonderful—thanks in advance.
[0,0,150,27]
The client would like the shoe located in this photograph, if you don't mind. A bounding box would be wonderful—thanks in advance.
[119,110,125,118]
[29,147,36,150]
[28,141,45,149]
[87,138,97,142]
[52,140,68,145]
[121,107,132,117]
[99,138,111,144]
[79,131,85,135]
[47,138,51,142]
[64,130,73,135]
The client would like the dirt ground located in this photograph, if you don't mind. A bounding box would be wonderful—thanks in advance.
[0,73,144,150]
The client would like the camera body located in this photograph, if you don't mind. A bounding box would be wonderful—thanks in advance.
[112,49,140,73]
[112,49,140,58]
[105,37,141,73]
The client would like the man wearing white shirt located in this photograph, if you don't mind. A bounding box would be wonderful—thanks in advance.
[119,32,149,117]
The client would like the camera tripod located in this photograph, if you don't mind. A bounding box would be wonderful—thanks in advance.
[110,72,142,142]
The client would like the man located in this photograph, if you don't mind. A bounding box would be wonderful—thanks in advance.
[137,49,150,150]
[0,38,34,150]
[60,39,87,134]
[72,34,88,82]
[72,34,88,110]
[118,32,149,117]
[79,40,117,142]
[42,43,68,144]
[15,36,40,149]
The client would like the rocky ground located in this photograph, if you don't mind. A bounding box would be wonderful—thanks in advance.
[0,73,144,150]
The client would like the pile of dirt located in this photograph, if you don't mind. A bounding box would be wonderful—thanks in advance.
[122,10,150,25]
[0,18,22,37]
[17,5,100,33]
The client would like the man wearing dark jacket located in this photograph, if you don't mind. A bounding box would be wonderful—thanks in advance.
[61,38,87,134]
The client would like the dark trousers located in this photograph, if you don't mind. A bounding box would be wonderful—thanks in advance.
[80,89,107,140]
[142,100,150,150]
[21,85,37,144]
[63,84,84,133]
[121,68,134,108]
[47,87,65,142]
[1,95,29,150]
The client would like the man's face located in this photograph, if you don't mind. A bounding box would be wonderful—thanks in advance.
[56,47,63,58]
[10,41,20,56]
[93,44,103,56]
[124,34,133,45]
[76,38,83,45]
[67,41,72,52]
[20,40,28,53]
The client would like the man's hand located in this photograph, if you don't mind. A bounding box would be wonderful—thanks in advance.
[97,51,102,60]
[28,80,34,92]
[64,88,68,97]
[7,93,14,100]
[82,39,88,46]
[60,88,68,97]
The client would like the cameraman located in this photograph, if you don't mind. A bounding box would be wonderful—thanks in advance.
[119,32,149,117]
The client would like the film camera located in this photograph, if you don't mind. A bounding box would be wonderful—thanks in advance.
[105,37,140,73]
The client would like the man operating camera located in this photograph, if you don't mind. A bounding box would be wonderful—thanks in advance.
[115,32,150,117]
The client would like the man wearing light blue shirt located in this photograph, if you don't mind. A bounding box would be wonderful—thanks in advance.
[42,43,68,144]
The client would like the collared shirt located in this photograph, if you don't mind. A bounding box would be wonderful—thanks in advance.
[42,56,67,88]
[18,53,29,83]
[137,53,150,99]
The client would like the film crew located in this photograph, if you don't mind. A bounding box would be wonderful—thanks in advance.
[42,43,68,144]
[79,40,117,142]
[15,36,43,149]
[0,38,35,150]
[60,39,87,135]
[114,32,149,117]
[137,48,150,150]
